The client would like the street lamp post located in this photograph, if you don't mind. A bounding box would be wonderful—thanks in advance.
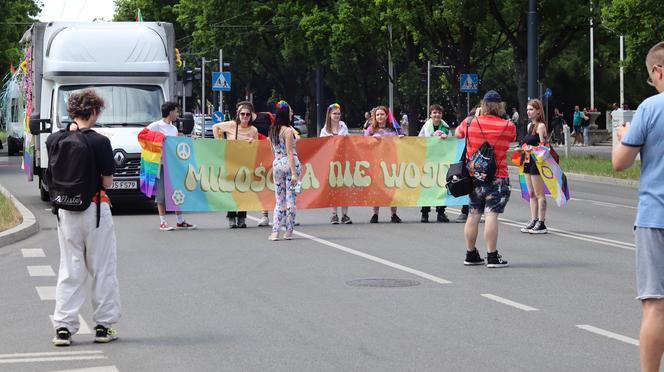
[619,34,624,107]
[426,60,453,114]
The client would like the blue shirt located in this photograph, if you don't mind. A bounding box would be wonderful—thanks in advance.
[622,91,664,228]
[573,111,583,126]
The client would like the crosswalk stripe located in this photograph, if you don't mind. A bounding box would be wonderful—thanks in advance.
[0,355,107,364]
[36,286,56,300]
[49,315,92,335]
[0,351,103,359]
[21,248,46,258]
[51,366,119,372]
[27,265,55,277]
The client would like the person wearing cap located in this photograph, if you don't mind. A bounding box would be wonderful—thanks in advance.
[455,90,516,268]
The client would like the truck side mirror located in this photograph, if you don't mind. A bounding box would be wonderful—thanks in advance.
[179,112,194,135]
[29,113,51,135]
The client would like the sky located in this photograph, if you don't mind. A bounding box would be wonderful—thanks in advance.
[38,0,116,22]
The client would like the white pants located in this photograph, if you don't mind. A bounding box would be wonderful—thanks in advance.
[53,203,121,334]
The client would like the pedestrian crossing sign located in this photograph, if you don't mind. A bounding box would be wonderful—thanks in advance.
[212,72,231,92]
[460,73,479,93]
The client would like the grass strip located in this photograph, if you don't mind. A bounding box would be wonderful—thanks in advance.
[0,192,23,232]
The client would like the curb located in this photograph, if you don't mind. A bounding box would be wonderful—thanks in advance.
[0,183,39,248]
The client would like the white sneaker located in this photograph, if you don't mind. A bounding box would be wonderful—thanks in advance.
[257,216,270,227]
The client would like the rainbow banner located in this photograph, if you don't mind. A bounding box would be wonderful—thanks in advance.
[518,146,570,207]
[138,128,165,197]
[161,136,469,212]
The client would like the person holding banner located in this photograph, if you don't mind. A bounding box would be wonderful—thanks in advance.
[320,103,352,224]
[418,104,451,223]
[213,101,259,229]
[456,90,516,268]
[365,105,404,223]
[268,100,301,241]
[517,99,549,234]
[148,102,197,231]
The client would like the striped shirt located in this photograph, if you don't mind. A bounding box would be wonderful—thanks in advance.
[456,115,516,178]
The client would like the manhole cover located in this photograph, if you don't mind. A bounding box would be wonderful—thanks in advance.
[346,278,421,288]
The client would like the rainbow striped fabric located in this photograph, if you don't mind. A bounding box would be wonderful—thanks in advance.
[518,145,570,207]
[138,128,165,197]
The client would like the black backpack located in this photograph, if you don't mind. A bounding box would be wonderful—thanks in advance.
[45,125,102,225]
[466,118,509,183]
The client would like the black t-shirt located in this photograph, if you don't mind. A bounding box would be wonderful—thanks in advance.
[85,130,115,191]
[253,112,273,137]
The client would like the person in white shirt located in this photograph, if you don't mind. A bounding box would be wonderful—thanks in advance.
[320,103,351,224]
[147,101,197,231]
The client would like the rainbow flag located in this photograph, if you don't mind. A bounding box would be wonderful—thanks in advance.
[138,128,164,197]
[518,146,570,207]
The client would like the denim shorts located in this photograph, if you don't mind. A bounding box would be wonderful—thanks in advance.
[635,227,664,300]
[469,177,511,214]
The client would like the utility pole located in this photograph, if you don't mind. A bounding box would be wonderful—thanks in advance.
[201,56,206,115]
[527,0,538,100]
[219,49,223,112]
[590,0,595,109]
[388,25,394,114]
[620,35,624,107]
[182,60,186,113]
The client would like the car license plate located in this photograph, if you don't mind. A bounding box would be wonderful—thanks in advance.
[109,180,137,190]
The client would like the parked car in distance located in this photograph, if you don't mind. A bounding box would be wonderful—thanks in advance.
[193,115,214,138]
[293,114,307,137]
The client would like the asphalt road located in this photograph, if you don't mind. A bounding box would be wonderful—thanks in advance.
[0,153,641,372]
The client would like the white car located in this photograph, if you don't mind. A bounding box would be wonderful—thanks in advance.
[193,115,214,138]
[293,115,307,137]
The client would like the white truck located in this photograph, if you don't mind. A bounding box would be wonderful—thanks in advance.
[25,22,192,201]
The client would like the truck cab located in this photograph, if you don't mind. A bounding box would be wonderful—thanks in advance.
[25,22,192,201]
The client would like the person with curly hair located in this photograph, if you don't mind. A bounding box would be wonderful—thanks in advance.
[50,89,121,346]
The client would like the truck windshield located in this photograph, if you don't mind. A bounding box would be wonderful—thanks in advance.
[57,85,163,128]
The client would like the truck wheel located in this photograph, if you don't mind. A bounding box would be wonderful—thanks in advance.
[39,177,50,202]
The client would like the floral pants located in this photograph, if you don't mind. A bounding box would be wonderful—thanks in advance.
[272,157,301,233]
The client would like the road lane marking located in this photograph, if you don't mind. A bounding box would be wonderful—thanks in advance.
[52,366,119,372]
[480,294,539,311]
[570,197,637,210]
[21,249,46,257]
[446,208,635,251]
[576,324,639,346]
[0,350,106,365]
[27,265,55,277]
[36,286,56,300]
[50,315,92,335]
[247,216,452,284]
[0,351,103,358]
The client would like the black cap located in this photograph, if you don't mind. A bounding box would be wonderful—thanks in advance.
[483,90,502,103]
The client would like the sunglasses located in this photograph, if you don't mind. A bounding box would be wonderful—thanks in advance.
[647,64,662,87]
[239,112,251,117]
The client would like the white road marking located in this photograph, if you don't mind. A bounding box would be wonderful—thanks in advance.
[21,248,46,257]
[570,197,637,210]
[576,324,639,346]
[36,286,56,300]
[0,351,103,358]
[247,216,452,284]
[52,366,119,372]
[27,265,55,277]
[0,350,106,365]
[446,208,635,251]
[50,315,92,335]
[480,294,539,311]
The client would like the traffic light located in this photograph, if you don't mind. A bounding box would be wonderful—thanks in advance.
[184,68,202,82]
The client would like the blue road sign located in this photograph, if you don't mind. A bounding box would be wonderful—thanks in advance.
[212,72,231,92]
[460,74,479,93]
[544,88,553,98]
[212,111,225,123]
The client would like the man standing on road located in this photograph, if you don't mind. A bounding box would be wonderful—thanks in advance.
[147,102,197,231]
[456,90,516,268]
[50,89,121,346]
[613,41,664,372]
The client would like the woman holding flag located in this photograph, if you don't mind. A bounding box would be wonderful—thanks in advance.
[518,99,549,234]
[364,105,404,223]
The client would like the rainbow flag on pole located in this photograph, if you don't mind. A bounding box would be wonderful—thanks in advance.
[138,128,164,197]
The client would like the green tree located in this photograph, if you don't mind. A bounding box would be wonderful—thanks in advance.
[0,0,40,75]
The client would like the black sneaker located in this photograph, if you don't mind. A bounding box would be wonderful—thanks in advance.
[52,327,71,346]
[391,214,402,223]
[437,212,450,223]
[94,325,118,343]
[421,212,429,223]
[529,220,548,234]
[370,214,379,223]
[341,215,352,224]
[237,217,247,228]
[331,214,340,224]
[464,249,485,266]
[486,252,509,268]
[520,219,538,233]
